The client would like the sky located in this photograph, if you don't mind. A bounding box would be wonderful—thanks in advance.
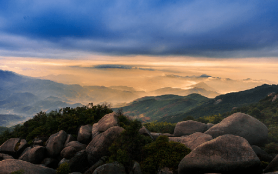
[0,0,278,93]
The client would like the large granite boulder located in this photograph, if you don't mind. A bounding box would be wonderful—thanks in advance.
[84,156,108,174]
[0,138,28,157]
[64,134,76,146]
[206,123,214,129]
[97,113,119,132]
[69,150,90,173]
[130,161,143,174]
[178,134,261,174]
[93,162,126,174]
[205,112,268,146]
[264,154,278,173]
[91,123,100,139]
[174,120,208,137]
[19,146,46,164]
[86,126,124,165]
[77,125,92,144]
[169,132,213,150]
[0,159,56,174]
[46,130,67,157]
[65,141,87,151]
[252,145,273,162]
[60,146,77,159]
[0,153,13,161]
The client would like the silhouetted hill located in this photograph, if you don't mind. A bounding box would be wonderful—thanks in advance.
[114,93,209,122]
[158,84,278,123]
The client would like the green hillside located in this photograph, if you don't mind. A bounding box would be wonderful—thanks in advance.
[159,84,278,123]
[114,93,209,122]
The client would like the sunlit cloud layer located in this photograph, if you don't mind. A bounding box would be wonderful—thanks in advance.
[0,1,278,58]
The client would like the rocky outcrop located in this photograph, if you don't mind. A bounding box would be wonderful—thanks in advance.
[139,126,154,140]
[205,112,268,146]
[68,150,90,173]
[65,141,86,151]
[0,138,27,157]
[64,134,76,146]
[169,132,212,150]
[86,126,124,165]
[252,145,273,162]
[60,146,77,159]
[0,159,56,174]
[130,161,143,174]
[173,120,208,137]
[206,123,214,129]
[97,113,118,132]
[77,125,92,144]
[46,130,67,157]
[91,123,100,139]
[0,153,13,161]
[178,134,261,174]
[19,146,46,164]
[93,162,126,174]
[41,158,59,169]
[264,154,278,173]
[272,94,278,102]
[150,132,162,140]
[84,156,108,174]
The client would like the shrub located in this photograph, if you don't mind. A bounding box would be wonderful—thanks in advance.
[140,135,191,174]
[108,118,152,173]
[11,170,24,174]
[265,142,278,154]
[56,162,71,174]
[143,121,176,134]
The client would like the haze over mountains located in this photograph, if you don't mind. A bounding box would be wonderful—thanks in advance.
[0,69,275,127]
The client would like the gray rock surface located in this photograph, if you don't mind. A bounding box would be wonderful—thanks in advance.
[0,153,13,161]
[129,161,142,174]
[58,158,70,167]
[91,123,100,139]
[77,125,92,144]
[46,130,68,157]
[93,162,126,174]
[174,120,208,137]
[169,132,212,150]
[64,134,76,146]
[97,113,118,132]
[206,123,214,129]
[86,126,124,165]
[178,134,261,174]
[205,112,268,146]
[0,138,27,157]
[0,159,56,174]
[19,146,46,164]
[264,154,278,173]
[65,141,86,151]
[69,150,90,173]
[60,146,77,159]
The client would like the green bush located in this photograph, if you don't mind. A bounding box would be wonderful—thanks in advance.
[140,135,191,174]
[56,162,71,174]
[143,121,176,134]
[108,118,152,172]
[265,142,278,154]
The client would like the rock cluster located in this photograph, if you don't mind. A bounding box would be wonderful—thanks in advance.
[0,111,276,174]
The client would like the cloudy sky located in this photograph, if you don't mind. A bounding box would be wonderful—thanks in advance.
[0,0,278,93]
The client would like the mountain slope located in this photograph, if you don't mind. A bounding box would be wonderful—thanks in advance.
[115,93,209,122]
[158,84,278,123]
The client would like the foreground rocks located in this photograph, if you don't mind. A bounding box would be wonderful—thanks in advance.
[178,134,261,174]
[0,159,56,174]
[205,112,268,146]
[0,138,27,157]
[174,120,208,137]
[46,130,68,157]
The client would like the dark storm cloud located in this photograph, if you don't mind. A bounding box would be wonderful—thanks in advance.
[0,0,278,58]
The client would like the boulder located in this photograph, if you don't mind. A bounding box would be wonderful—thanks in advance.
[252,145,273,162]
[0,138,28,157]
[169,132,213,150]
[207,123,214,129]
[150,132,162,140]
[33,140,44,146]
[69,150,90,173]
[84,156,108,174]
[178,134,261,174]
[0,153,13,161]
[273,94,278,102]
[58,158,70,167]
[205,112,268,146]
[86,126,124,165]
[77,125,92,144]
[157,167,173,174]
[93,162,126,174]
[129,161,142,174]
[66,141,86,151]
[41,158,59,169]
[173,120,208,137]
[60,146,77,159]
[46,130,68,157]
[19,146,46,164]
[97,113,118,132]
[139,126,154,140]
[0,159,56,174]
[91,123,100,139]
[64,134,76,146]
[264,154,278,173]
